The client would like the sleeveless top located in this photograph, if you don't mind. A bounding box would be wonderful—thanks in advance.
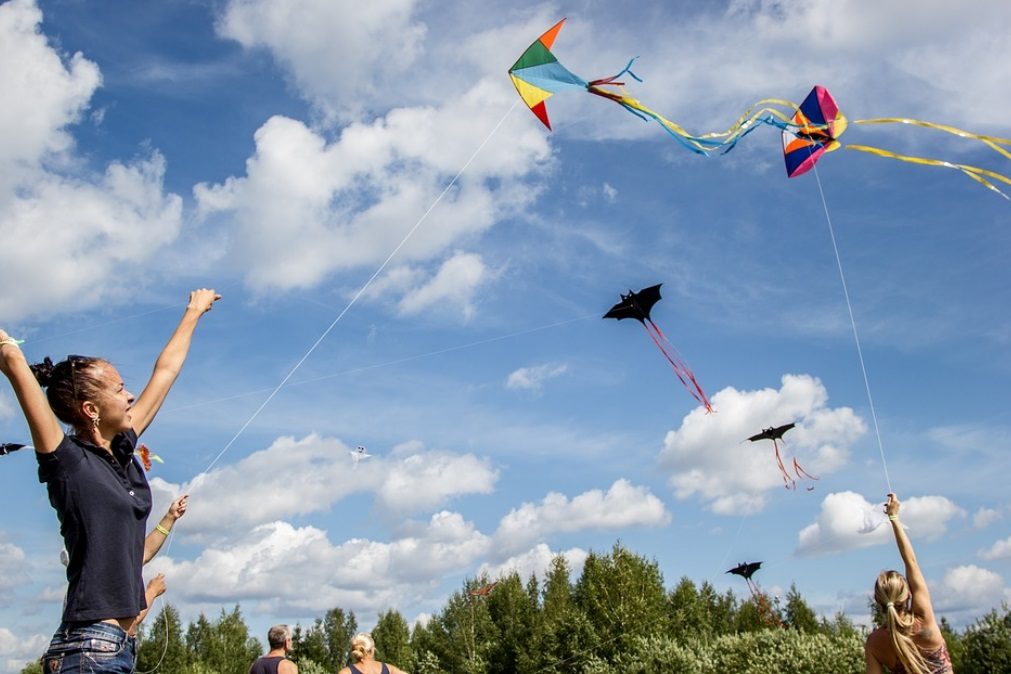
[249,656,291,674]
[349,664,389,674]
[891,642,953,674]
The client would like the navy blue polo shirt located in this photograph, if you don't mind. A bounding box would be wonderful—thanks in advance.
[37,429,152,622]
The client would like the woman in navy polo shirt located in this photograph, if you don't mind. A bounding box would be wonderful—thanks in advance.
[0,288,219,674]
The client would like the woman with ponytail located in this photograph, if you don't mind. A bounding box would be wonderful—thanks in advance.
[865,493,953,673]
[339,633,408,674]
[0,288,219,674]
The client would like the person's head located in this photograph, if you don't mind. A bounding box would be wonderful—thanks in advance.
[874,570,928,674]
[267,625,292,651]
[349,633,375,664]
[30,356,134,436]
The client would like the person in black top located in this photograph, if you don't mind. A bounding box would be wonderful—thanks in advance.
[249,625,298,674]
[0,288,220,674]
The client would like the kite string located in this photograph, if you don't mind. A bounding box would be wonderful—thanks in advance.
[138,99,519,674]
[193,99,519,481]
[811,164,892,493]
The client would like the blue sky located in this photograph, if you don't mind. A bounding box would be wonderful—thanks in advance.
[1,0,1009,667]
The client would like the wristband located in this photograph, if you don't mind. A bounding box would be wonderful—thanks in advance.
[155,524,171,536]
[0,339,23,348]
[888,515,898,521]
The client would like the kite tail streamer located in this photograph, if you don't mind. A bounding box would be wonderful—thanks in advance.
[643,320,714,413]
[772,440,794,489]
[845,144,1011,200]
[854,118,1011,161]
[792,457,819,482]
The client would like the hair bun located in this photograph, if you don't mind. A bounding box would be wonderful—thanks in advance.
[29,357,55,387]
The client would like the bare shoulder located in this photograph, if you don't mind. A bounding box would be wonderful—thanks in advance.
[278,659,299,674]
[336,668,351,674]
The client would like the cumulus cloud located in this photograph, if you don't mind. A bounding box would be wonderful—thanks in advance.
[932,565,1011,620]
[0,0,184,321]
[493,479,670,556]
[796,491,965,557]
[397,252,490,319]
[216,0,426,121]
[0,628,50,674]
[660,374,865,514]
[478,544,588,582]
[150,512,490,616]
[166,434,497,536]
[505,362,569,392]
[0,541,28,592]
[979,535,1011,562]
[193,82,548,294]
[973,507,1003,529]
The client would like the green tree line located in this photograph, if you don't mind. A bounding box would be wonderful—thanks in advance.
[21,543,1011,673]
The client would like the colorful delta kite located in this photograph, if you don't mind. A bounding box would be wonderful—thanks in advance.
[781,86,1011,198]
[603,284,714,414]
[510,21,1011,198]
[468,581,498,598]
[726,561,783,628]
[509,19,804,155]
[746,423,817,491]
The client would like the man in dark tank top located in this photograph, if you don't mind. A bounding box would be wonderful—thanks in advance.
[249,625,298,674]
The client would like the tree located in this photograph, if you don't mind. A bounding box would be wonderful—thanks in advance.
[373,608,413,669]
[783,583,819,633]
[959,605,1011,674]
[573,543,671,662]
[485,572,537,674]
[186,606,261,674]
[321,607,358,670]
[137,603,188,674]
[18,661,41,674]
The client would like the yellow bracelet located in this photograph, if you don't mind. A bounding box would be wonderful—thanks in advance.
[155,524,171,536]
[888,515,898,521]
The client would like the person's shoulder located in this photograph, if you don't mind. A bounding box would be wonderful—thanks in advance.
[865,625,890,647]
[278,658,298,674]
[336,667,352,674]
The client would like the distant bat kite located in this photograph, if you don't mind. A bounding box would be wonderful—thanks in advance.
[726,561,783,628]
[350,445,372,468]
[604,284,713,413]
[0,443,27,456]
[468,581,498,598]
[747,423,817,490]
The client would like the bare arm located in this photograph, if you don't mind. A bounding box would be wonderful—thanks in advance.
[278,660,298,674]
[144,495,188,563]
[885,493,936,625]
[865,643,884,674]
[0,337,64,454]
[131,289,220,436]
[128,573,167,636]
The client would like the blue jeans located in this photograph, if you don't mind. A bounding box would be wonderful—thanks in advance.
[41,622,136,674]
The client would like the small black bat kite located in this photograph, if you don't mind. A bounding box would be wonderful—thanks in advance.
[0,443,27,456]
[726,561,762,580]
[747,422,817,490]
[604,284,713,413]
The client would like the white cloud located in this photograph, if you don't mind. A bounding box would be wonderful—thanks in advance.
[478,544,588,583]
[0,541,28,591]
[932,565,1011,619]
[0,0,184,321]
[194,80,549,294]
[796,491,965,557]
[493,479,670,556]
[659,374,865,514]
[505,362,568,392]
[150,512,490,616]
[973,507,1003,529]
[0,628,50,674]
[979,535,1011,562]
[397,252,490,319]
[167,434,497,536]
[217,0,425,121]
[0,393,14,421]
[601,182,618,202]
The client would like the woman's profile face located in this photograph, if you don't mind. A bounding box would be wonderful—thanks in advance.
[90,364,135,433]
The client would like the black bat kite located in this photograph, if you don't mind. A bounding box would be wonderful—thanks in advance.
[726,560,783,628]
[747,423,817,490]
[604,284,713,413]
[0,443,27,456]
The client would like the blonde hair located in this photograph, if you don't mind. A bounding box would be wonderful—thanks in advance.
[875,570,929,674]
[349,633,375,664]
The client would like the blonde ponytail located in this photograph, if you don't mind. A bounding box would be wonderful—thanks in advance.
[876,571,929,674]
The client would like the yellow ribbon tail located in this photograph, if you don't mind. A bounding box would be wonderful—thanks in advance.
[854,118,1011,161]
[846,144,1011,201]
